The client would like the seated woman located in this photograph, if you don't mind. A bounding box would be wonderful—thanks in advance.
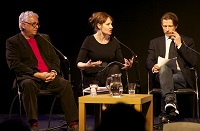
[76,12,134,91]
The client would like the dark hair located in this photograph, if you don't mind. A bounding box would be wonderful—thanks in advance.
[88,12,113,33]
[161,12,178,26]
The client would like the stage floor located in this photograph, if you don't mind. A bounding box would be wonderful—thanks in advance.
[0,114,199,131]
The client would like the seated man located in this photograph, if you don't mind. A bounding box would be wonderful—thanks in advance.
[146,12,197,123]
[6,11,78,131]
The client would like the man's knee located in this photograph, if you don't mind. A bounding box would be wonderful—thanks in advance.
[21,79,35,85]
[159,65,170,73]
[20,79,38,92]
[60,79,72,90]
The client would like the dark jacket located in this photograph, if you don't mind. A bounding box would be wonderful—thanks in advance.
[6,33,60,82]
[146,35,198,88]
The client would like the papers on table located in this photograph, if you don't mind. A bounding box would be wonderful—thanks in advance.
[82,87,109,95]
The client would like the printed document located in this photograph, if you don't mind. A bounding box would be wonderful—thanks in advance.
[157,56,177,73]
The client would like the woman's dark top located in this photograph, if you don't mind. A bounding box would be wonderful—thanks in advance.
[76,35,125,86]
[76,35,124,65]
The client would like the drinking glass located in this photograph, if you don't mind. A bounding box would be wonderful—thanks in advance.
[127,83,136,95]
[106,77,112,95]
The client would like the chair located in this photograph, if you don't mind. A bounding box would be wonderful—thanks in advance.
[8,79,67,130]
[147,68,199,121]
[163,122,200,131]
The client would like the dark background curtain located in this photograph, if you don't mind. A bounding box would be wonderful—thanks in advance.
[1,0,200,117]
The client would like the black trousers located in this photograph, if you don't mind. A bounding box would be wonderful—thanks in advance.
[19,75,78,123]
[83,64,122,87]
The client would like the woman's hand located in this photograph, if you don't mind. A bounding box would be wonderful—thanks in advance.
[77,60,102,70]
[121,57,134,70]
[85,59,102,67]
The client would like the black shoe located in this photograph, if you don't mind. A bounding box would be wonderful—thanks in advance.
[165,102,179,115]
[157,113,170,130]
[159,113,170,123]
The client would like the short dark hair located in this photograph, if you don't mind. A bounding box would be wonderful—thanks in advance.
[161,12,178,26]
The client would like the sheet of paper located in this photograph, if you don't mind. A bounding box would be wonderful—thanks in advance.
[157,56,170,66]
[157,56,177,66]
[83,87,109,93]
[157,56,177,73]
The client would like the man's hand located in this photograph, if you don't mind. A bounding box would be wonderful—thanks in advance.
[153,64,160,73]
[45,71,56,82]
[33,71,57,83]
[169,31,182,47]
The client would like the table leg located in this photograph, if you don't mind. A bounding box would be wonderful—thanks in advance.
[146,100,153,131]
[79,103,86,131]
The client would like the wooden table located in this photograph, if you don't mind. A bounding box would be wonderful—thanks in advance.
[79,94,153,131]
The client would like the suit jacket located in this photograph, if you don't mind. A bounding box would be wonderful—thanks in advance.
[6,33,60,82]
[146,35,198,88]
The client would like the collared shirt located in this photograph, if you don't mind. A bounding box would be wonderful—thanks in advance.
[165,36,172,59]
[165,36,181,71]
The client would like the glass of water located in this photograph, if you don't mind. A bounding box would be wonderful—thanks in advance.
[106,77,112,95]
[127,83,136,95]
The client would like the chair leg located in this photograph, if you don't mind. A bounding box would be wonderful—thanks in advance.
[47,96,57,128]
[196,93,199,122]
[18,92,22,119]
[193,94,196,119]
[9,94,19,119]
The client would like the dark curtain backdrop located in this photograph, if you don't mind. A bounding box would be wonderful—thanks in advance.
[1,0,200,116]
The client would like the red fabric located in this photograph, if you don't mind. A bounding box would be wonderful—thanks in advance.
[28,38,49,72]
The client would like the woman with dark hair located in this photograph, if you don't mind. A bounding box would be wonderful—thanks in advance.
[76,12,134,88]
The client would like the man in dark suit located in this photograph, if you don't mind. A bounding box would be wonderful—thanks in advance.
[6,11,78,131]
[146,12,197,122]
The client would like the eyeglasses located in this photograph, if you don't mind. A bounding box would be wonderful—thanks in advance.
[23,21,40,28]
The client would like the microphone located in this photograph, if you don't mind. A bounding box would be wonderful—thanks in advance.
[113,36,141,93]
[170,37,200,55]
[37,33,71,82]
[114,36,138,61]
[37,33,68,60]
[182,40,200,55]
[98,61,125,73]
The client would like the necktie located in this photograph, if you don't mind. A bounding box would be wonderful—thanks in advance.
[168,40,177,59]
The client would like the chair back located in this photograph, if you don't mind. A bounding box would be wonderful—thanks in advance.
[147,68,198,94]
